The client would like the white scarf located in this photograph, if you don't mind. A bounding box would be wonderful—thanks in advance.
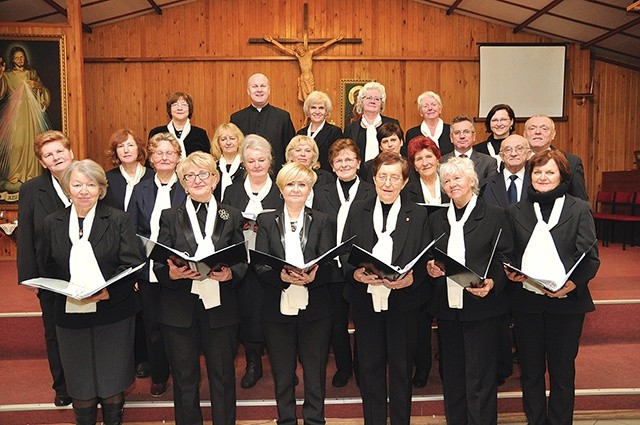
[307,121,325,139]
[361,114,382,161]
[420,119,444,147]
[244,176,273,216]
[219,154,242,199]
[149,173,178,282]
[420,175,442,205]
[119,163,145,212]
[445,194,478,309]
[486,141,502,172]
[280,208,308,315]
[368,196,401,312]
[521,197,566,295]
[167,119,191,160]
[336,177,360,244]
[51,174,71,207]
[186,197,221,309]
[66,204,102,313]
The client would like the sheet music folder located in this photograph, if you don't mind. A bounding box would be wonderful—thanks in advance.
[347,233,444,281]
[250,236,355,274]
[503,239,598,292]
[432,228,502,288]
[21,263,145,300]
[138,235,247,278]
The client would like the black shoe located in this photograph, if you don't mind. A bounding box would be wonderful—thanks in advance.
[240,359,263,388]
[136,361,151,378]
[332,370,351,388]
[412,371,427,388]
[54,393,72,406]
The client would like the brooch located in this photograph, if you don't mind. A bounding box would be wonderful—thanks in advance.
[218,209,230,220]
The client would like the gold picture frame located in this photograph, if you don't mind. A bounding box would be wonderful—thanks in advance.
[340,78,372,128]
[0,34,67,204]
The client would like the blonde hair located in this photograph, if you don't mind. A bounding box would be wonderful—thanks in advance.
[285,135,321,170]
[177,151,220,190]
[275,162,317,190]
[303,91,333,118]
[211,122,244,161]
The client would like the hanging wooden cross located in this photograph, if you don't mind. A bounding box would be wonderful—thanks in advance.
[249,3,361,102]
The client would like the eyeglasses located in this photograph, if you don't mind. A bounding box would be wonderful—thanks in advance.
[183,171,211,182]
[363,96,382,102]
[153,150,178,158]
[500,145,528,154]
[171,102,189,108]
[526,125,551,132]
[452,129,475,136]
[333,157,357,166]
[375,174,403,185]
[490,117,511,124]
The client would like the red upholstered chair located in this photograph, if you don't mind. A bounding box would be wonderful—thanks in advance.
[592,190,616,246]
[608,192,640,250]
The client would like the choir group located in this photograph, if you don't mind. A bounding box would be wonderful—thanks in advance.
[17,73,600,425]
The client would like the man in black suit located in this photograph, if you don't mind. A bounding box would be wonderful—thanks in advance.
[481,134,531,208]
[524,114,588,200]
[230,73,296,171]
[441,115,498,184]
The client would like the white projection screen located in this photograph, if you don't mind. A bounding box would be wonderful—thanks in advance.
[478,44,567,119]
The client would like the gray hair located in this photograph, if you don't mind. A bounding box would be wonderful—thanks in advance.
[439,156,479,195]
[61,159,108,200]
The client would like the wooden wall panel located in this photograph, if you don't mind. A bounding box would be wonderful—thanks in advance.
[79,0,640,205]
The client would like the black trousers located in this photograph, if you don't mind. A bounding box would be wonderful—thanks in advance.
[413,303,433,378]
[138,280,170,384]
[38,290,66,395]
[263,316,332,425]
[352,305,417,425]
[160,307,238,425]
[238,269,265,344]
[328,281,353,375]
[438,316,498,425]
[512,310,585,425]
[496,312,514,380]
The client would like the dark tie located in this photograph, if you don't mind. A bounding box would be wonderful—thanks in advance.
[507,175,518,204]
[195,203,208,234]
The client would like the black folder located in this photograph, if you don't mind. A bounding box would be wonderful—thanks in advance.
[347,234,444,281]
[432,229,502,288]
[250,236,355,274]
[138,235,247,278]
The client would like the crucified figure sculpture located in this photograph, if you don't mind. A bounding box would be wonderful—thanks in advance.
[264,33,343,102]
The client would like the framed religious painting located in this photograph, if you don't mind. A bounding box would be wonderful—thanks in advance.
[0,34,67,205]
[340,79,372,129]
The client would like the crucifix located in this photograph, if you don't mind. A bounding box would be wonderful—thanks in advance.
[249,3,361,102]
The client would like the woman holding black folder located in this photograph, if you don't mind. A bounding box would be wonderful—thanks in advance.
[504,149,599,425]
[254,162,334,425]
[153,151,247,425]
[40,159,143,425]
[425,156,512,425]
[340,151,431,425]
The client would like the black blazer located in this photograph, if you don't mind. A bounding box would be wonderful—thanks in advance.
[403,178,450,205]
[297,123,343,172]
[153,202,248,329]
[40,203,143,329]
[550,146,587,201]
[127,174,188,278]
[17,170,67,283]
[405,123,454,156]
[343,115,401,168]
[313,179,376,282]
[474,134,504,158]
[230,104,296,170]
[505,194,599,315]
[480,171,531,209]
[221,177,283,212]
[314,168,335,188]
[103,166,154,211]
[148,124,211,157]
[427,198,513,322]
[254,207,334,323]
[214,160,245,201]
[340,197,431,313]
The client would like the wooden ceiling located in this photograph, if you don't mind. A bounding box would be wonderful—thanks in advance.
[1,0,639,68]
